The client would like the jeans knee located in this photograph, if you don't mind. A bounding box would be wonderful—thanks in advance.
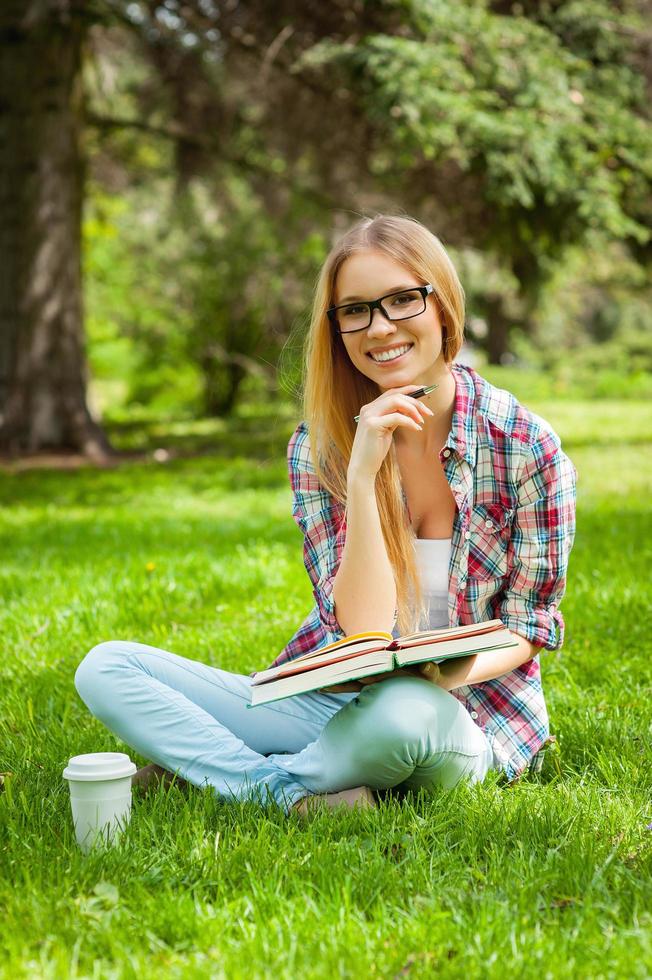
[74,641,126,710]
[379,703,440,754]
[356,677,450,757]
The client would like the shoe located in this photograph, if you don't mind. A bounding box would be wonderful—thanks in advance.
[132,763,188,794]
[292,785,376,816]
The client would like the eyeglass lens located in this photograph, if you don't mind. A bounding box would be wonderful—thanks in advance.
[338,289,425,333]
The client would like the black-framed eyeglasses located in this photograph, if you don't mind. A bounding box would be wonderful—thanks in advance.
[327,283,435,334]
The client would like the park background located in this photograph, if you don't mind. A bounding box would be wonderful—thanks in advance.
[1,1,651,977]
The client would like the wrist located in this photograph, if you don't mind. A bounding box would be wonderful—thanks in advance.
[347,468,377,493]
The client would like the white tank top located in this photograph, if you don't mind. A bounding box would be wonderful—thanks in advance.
[414,537,451,630]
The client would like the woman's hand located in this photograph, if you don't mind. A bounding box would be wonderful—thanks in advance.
[319,681,365,694]
[348,385,435,483]
[417,662,441,683]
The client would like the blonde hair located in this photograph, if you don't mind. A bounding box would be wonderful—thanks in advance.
[300,213,466,636]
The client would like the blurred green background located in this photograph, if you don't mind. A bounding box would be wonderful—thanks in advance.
[82,0,652,433]
[2,1,650,459]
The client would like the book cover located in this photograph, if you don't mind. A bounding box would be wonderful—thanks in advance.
[248,620,517,707]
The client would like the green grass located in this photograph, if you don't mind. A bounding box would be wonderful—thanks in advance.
[1,398,651,979]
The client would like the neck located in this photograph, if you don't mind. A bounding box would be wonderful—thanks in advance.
[393,364,456,454]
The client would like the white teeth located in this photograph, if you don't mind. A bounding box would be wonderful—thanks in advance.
[369,344,412,363]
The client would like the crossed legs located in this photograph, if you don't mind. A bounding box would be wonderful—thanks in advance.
[74,641,494,812]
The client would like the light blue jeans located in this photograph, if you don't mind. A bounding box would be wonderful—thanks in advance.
[74,641,494,813]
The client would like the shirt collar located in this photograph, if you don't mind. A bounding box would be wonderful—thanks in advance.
[444,363,478,468]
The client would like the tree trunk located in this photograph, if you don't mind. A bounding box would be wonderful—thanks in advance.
[0,1,112,458]
[484,296,511,365]
[201,358,246,417]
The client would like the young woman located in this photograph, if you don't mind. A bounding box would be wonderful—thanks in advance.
[74,214,577,815]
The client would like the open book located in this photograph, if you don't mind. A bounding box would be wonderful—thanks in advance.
[249,619,517,707]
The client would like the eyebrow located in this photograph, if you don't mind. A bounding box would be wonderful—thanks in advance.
[338,283,417,304]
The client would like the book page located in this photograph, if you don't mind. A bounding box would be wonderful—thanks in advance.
[394,619,504,645]
[285,630,393,664]
[252,633,393,685]
[395,631,518,666]
[250,651,393,706]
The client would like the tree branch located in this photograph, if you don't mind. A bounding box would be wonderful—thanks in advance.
[86,112,345,213]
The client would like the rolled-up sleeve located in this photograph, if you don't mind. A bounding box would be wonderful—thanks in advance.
[500,435,577,651]
[287,423,346,638]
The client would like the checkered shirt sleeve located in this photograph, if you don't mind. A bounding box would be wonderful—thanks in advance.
[499,433,577,651]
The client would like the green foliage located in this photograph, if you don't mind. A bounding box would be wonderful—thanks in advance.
[0,400,651,975]
[453,227,652,385]
[297,0,651,271]
[84,185,202,415]
[480,359,652,401]
[78,2,652,419]
[84,160,330,418]
[508,233,652,395]
[515,338,652,400]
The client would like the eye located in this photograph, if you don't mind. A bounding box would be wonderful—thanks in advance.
[391,290,420,305]
[342,304,368,316]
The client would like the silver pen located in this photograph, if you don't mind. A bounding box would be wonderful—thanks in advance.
[354,383,439,423]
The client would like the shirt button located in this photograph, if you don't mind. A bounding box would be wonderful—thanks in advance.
[464,531,471,540]
[470,710,479,720]
[484,519,494,529]
[442,448,451,458]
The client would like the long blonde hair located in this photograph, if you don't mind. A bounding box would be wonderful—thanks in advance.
[300,213,466,636]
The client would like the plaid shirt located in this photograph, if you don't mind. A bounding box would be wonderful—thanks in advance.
[269,363,577,781]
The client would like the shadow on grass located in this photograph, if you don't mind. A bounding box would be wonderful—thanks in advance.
[0,404,302,476]
[0,453,290,508]
[103,412,298,459]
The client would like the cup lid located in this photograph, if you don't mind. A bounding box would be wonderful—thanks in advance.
[63,752,137,782]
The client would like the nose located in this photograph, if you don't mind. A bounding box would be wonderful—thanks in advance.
[366,306,397,337]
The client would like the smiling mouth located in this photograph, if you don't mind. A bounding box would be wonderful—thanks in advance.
[367,343,414,364]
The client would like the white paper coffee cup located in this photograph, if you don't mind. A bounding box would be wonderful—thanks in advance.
[63,752,137,854]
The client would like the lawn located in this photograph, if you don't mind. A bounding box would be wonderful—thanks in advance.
[1,394,651,979]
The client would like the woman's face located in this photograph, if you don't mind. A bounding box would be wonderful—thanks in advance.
[333,249,446,392]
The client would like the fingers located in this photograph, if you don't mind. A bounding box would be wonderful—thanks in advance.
[374,391,429,416]
[359,393,434,429]
[419,662,441,683]
[368,411,423,432]
[320,682,364,694]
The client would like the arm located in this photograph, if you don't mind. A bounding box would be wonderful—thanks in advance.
[498,440,577,652]
[289,395,421,640]
[433,634,542,691]
[424,438,577,690]
[313,469,399,694]
[331,472,397,636]
[286,423,398,690]
[330,384,429,636]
